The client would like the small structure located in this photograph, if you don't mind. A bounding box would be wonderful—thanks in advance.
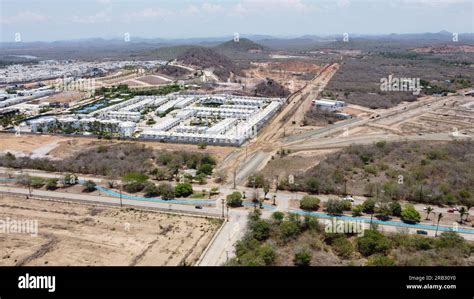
[311,99,346,111]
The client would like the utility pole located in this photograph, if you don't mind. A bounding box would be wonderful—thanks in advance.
[419,184,423,202]
[27,181,32,198]
[119,184,123,207]
[221,198,225,219]
[233,168,237,189]
[226,205,229,221]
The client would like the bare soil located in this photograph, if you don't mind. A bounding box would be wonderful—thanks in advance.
[0,194,221,266]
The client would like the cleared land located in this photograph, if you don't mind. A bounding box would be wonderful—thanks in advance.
[0,133,235,161]
[0,194,221,266]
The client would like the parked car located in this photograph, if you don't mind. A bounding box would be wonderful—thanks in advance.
[416,230,428,235]
[447,208,454,213]
[343,195,355,202]
[195,205,203,209]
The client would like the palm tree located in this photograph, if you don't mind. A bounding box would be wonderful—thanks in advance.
[458,207,467,224]
[435,213,443,238]
[425,206,434,220]
[464,200,473,222]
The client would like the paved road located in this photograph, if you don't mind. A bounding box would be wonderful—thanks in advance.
[0,186,221,217]
[197,209,248,266]
[291,209,474,241]
[234,151,270,185]
[284,117,363,143]
[287,132,471,151]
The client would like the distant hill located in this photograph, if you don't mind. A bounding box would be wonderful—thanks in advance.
[215,38,268,53]
[175,46,242,80]
[214,38,270,60]
[151,45,201,61]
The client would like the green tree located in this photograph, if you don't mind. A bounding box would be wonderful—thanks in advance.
[83,180,97,192]
[366,254,396,266]
[458,207,468,224]
[122,172,149,193]
[226,192,243,207]
[195,173,207,185]
[352,204,363,217]
[293,249,312,266]
[158,183,175,200]
[250,220,271,241]
[299,195,320,211]
[436,231,469,254]
[151,167,170,181]
[143,183,159,197]
[122,172,149,184]
[279,220,300,241]
[198,163,213,175]
[272,211,285,223]
[389,201,402,217]
[401,204,421,224]
[30,177,45,189]
[304,177,320,194]
[174,182,193,197]
[425,206,434,220]
[325,199,344,215]
[356,230,391,257]
[332,237,354,258]
[45,178,58,190]
[362,198,376,214]
[435,213,443,238]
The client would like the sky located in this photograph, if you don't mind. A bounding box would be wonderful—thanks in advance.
[0,0,473,42]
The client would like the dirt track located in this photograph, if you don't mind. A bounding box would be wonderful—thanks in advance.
[0,194,220,266]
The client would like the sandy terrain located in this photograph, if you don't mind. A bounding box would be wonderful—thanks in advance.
[38,91,87,103]
[0,194,221,266]
[0,132,236,162]
[412,44,474,54]
[259,149,336,178]
[136,75,171,85]
[243,60,323,93]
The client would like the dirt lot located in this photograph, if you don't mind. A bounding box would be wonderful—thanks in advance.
[243,60,323,93]
[38,91,87,104]
[136,75,170,85]
[0,194,221,266]
[259,150,336,179]
[0,133,236,162]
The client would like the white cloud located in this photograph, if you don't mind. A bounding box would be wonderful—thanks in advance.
[398,0,471,7]
[124,8,174,21]
[226,0,321,17]
[337,0,351,8]
[201,3,225,13]
[1,11,49,25]
[71,12,111,24]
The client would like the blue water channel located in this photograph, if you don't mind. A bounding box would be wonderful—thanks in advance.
[290,209,474,234]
